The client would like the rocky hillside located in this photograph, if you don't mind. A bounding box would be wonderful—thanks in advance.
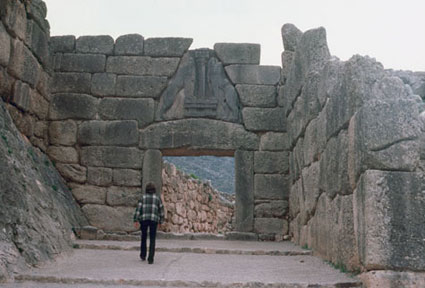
[0,99,87,282]
[163,156,235,194]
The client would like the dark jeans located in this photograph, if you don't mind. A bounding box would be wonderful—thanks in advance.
[140,220,158,262]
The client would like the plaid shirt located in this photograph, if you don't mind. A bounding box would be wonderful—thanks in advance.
[133,193,164,224]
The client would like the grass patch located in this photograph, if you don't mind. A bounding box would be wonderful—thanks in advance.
[189,173,199,179]
[51,185,58,191]
[301,244,311,250]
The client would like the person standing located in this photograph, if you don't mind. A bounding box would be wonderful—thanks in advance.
[133,183,165,264]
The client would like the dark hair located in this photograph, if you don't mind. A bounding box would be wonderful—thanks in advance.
[145,183,156,194]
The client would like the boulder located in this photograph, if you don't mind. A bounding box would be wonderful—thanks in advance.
[281,23,302,52]
[49,93,98,120]
[114,34,144,56]
[214,43,260,65]
[236,84,276,108]
[50,35,75,53]
[225,65,281,85]
[144,37,193,57]
[76,35,114,55]
[78,120,139,146]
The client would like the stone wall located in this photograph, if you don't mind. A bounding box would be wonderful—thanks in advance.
[281,23,425,282]
[48,31,290,240]
[162,162,234,234]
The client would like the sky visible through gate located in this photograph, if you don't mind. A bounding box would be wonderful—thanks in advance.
[43,0,425,71]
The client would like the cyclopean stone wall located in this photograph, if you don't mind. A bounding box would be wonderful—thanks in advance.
[48,33,290,240]
[161,162,234,234]
[281,23,425,284]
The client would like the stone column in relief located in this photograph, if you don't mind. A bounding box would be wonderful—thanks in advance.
[142,150,163,194]
[234,150,254,232]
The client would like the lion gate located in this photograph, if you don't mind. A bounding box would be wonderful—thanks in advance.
[47,35,289,240]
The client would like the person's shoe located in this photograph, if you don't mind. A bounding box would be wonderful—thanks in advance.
[140,257,146,261]
[148,259,154,264]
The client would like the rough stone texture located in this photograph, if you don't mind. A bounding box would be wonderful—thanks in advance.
[80,146,143,169]
[114,34,144,56]
[78,120,139,146]
[112,169,141,187]
[55,163,87,183]
[0,0,27,40]
[69,184,107,205]
[29,90,49,119]
[281,23,303,52]
[115,75,168,98]
[348,97,420,188]
[157,49,241,123]
[214,43,260,65]
[106,56,179,77]
[8,39,40,87]
[254,218,288,235]
[0,98,87,281]
[144,37,193,57]
[76,35,114,55]
[50,36,75,53]
[106,186,142,207]
[280,51,294,86]
[254,174,288,200]
[354,170,425,270]
[59,53,106,73]
[140,119,259,152]
[242,107,286,132]
[46,146,78,164]
[234,150,254,232]
[49,93,98,120]
[26,19,50,68]
[51,72,91,94]
[48,120,77,146]
[87,167,113,187]
[254,151,289,174]
[255,201,288,218]
[0,22,11,67]
[91,73,116,96]
[99,98,154,128]
[11,80,30,111]
[260,132,290,151]
[81,204,135,232]
[236,84,276,108]
[359,270,425,288]
[225,65,281,85]
[142,149,163,193]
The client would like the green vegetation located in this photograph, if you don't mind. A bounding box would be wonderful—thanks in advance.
[301,244,310,250]
[51,185,58,191]
[189,173,199,179]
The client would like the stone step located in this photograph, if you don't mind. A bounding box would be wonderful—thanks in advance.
[13,248,363,288]
[73,239,313,256]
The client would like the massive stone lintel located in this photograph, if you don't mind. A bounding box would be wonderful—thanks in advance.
[156,49,241,123]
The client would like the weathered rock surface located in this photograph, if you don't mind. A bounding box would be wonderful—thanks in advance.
[214,43,260,65]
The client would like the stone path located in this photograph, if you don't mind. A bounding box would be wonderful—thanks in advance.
[5,238,363,288]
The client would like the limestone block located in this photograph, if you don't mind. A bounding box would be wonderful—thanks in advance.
[69,184,107,204]
[291,137,304,181]
[114,34,144,55]
[49,120,77,146]
[354,170,425,270]
[214,43,260,65]
[348,98,420,187]
[242,107,286,132]
[99,98,154,127]
[254,151,289,174]
[142,150,163,193]
[113,169,142,187]
[50,36,76,53]
[284,27,330,112]
[59,53,106,73]
[115,75,168,98]
[254,201,288,218]
[225,65,281,85]
[260,132,290,151]
[91,73,116,96]
[106,56,179,77]
[26,20,50,68]
[55,163,87,183]
[29,90,48,119]
[80,146,143,169]
[49,93,98,120]
[139,119,259,151]
[281,23,303,52]
[76,35,114,55]
[25,0,48,31]
[51,72,91,94]
[36,71,50,100]
[144,37,193,57]
[280,51,294,85]
[11,81,30,111]
[254,218,288,235]
[289,178,302,218]
[234,150,254,232]
[254,174,289,200]
[359,271,425,288]
[301,162,320,220]
[82,204,135,232]
[0,22,11,67]
[6,104,34,137]
[33,120,47,138]
[8,39,40,87]
[87,167,112,186]
[0,0,27,40]
[236,84,276,108]
[47,146,78,163]
[106,186,142,207]
[78,120,139,146]
[316,58,344,109]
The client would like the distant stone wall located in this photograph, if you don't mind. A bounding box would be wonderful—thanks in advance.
[162,162,234,234]
[282,23,425,281]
